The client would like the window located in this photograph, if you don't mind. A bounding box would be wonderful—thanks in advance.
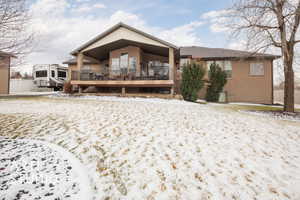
[250,63,264,76]
[179,58,190,71]
[58,71,66,78]
[224,61,232,78]
[206,61,214,71]
[162,63,169,76]
[111,58,120,75]
[36,70,47,78]
[129,57,137,73]
[120,53,128,75]
[206,60,232,78]
[51,70,55,78]
[215,61,224,68]
[180,58,190,67]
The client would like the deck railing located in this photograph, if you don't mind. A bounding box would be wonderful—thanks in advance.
[71,66,169,81]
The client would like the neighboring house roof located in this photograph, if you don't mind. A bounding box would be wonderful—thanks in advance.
[180,46,280,60]
[0,51,16,58]
[70,22,178,55]
[63,57,100,65]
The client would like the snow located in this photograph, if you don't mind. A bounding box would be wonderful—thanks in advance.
[240,110,300,122]
[0,92,57,97]
[0,95,300,200]
[0,138,92,200]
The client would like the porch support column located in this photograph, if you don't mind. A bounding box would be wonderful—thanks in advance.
[121,87,126,96]
[77,52,84,80]
[169,48,175,96]
[169,48,175,80]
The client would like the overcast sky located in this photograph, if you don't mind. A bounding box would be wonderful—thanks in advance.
[17,0,298,83]
[21,0,236,67]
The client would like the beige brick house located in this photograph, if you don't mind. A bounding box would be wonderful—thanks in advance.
[64,23,279,104]
[0,51,15,95]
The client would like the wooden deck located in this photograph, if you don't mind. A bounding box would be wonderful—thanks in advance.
[72,93,178,99]
[70,80,174,87]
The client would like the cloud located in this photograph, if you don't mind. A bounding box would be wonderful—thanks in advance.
[158,21,204,46]
[19,0,203,73]
[227,40,247,50]
[94,3,106,9]
[72,3,106,13]
[201,9,232,33]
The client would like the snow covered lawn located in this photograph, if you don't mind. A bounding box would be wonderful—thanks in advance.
[0,96,300,200]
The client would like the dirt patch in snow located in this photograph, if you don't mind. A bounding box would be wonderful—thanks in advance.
[0,138,92,200]
[240,110,300,122]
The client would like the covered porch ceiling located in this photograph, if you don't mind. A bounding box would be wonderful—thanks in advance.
[82,39,180,62]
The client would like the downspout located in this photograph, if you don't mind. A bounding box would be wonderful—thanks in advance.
[271,59,274,105]
[8,57,11,94]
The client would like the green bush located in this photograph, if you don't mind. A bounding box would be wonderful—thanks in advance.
[205,63,227,102]
[180,62,205,102]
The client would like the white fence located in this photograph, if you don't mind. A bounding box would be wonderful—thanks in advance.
[9,79,52,93]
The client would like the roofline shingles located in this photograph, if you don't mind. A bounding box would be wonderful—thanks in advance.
[64,23,280,64]
[179,46,280,60]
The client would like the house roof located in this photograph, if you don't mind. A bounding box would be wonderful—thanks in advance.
[63,57,100,65]
[70,22,178,55]
[180,46,280,60]
[0,51,16,58]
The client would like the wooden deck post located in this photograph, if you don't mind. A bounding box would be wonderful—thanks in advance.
[169,48,175,96]
[78,86,82,93]
[170,87,174,95]
[77,52,83,80]
[122,87,126,96]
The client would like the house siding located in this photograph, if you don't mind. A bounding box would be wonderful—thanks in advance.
[0,56,10,94]
[224,59,273,104]
[194,59,273,104]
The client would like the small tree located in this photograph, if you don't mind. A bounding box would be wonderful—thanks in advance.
[206,63,227,102]
[180,62,205,102]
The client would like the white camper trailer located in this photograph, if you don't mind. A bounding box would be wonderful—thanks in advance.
[33,64,68,90]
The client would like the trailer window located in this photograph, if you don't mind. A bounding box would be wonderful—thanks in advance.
[36,70,47,78]
[58,71,66,78]
[51,70,55,77]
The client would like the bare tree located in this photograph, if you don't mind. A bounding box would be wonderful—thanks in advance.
[229,0,300,112]
[0,0,34,65]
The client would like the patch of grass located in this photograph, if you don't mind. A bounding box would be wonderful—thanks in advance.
[226,104,300,112]
[196,101,207,105]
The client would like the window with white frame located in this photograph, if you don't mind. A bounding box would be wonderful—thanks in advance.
[120,53,128,75]
[206,61,214,71]
[111,58,120,75]
[180,58,190,67]
[179,58,190,72]
[129,57,137,73]
[215,61,224,68]
[250,62,264,76]
[224,61,232,78]
[206,60,232,78]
